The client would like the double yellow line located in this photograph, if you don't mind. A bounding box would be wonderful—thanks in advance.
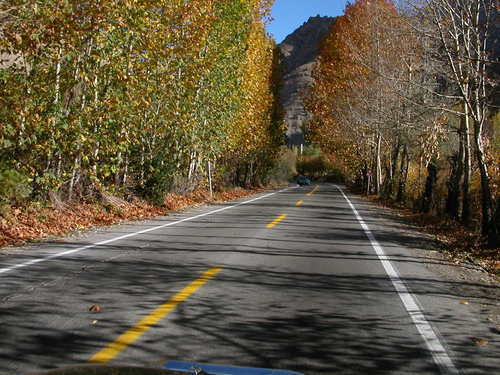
[89,267,221,363]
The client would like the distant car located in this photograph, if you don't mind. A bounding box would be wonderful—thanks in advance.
[296,176,311,186]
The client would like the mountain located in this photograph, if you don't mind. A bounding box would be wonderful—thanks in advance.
[278,16,336,146]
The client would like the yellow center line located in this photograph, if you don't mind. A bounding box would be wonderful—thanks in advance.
[89,267,222,364]
[266,214,288,229]
[307,185,319,196]
[295,200,304,206]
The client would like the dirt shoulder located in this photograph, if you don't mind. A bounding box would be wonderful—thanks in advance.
[358,192,499,329]
[364,194,500,276]
[0,186,277,250]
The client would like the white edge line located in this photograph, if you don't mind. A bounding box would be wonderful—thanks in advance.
[332,184,459,375]
[0,187,295,275]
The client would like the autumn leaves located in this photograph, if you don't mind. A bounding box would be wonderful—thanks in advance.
[0,0,283,206]
[307,0,499,247]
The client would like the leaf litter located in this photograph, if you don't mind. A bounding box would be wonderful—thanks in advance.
[0,187,271,250]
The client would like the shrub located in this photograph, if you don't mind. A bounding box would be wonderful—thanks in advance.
[0,169,32,207]
[269,147,297,184]
[297,154,334,178]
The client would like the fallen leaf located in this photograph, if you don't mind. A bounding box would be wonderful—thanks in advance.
[92,320,98,324]
[471,337,489,346]
[460,301,469,305]
[89,305,102,312]
[0,188,262,250]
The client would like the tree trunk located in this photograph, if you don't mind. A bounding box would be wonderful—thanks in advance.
[361,164,369,195]
[375,133,382,196]
[396,145,409,203]
[421,160,437,214]
[473,119,494,237]
[243,163,249,187]
[123,154,129,188]
[461,105,471,225]
[446,130,464,219]
[114,151,122,186]
[388,139,400,199]
[445,155,460,219]
[489,197,500,248]
[68,153,81,201]
[188,151,197,182]
[54,47,62,105]
[55,152,62,178]
[249,161,254,186]
[140,143,145,186]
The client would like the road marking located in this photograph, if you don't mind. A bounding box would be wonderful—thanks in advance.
[266,214,288,228]
[89,267,222,363]
[333,185,459,375]
[0,187,294,276]
[307,185,319,196]
[295,200,304,206]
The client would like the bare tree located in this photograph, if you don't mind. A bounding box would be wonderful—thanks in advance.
[403,0,499,245]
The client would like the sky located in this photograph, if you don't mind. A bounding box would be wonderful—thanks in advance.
[267,0,349,43]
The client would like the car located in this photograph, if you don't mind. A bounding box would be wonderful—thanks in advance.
[165,361,303,374]
[32,362,303,375]
[296,176,311,186]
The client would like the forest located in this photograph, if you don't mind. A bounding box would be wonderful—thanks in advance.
[0,0,283,208]
[307,0,499,248]
[0,0,499,252]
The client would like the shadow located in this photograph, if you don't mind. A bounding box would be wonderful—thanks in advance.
[0,184,498,375]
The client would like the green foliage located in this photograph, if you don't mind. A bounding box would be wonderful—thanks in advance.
[139,156,178,205]
[0,169,32,207]
[297,153,342,180]
[32,172,63,195]
[0,0,282,204]
[301,146,322,157]
[269,147,297,183]
[492,112,500,152]
[323,168,345,183]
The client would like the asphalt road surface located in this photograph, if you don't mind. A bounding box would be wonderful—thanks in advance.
[0,184,498,374]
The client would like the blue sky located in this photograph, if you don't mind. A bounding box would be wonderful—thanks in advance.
[267,0,349,43]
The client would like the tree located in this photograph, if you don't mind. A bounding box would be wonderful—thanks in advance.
[407,0,499,245]
[0,0,283,206]
[307,0,441,198]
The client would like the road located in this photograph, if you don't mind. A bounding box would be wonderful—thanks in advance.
[0,184,498,374]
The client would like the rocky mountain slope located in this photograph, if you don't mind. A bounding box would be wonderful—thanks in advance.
[279,16,336,146]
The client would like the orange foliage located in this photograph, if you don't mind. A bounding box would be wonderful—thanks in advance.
[307,0,413,174]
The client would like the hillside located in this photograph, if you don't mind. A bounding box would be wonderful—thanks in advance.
[279,16,336,146]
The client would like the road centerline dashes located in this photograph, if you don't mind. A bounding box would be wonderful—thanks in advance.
[0,187,295,277]
[89,267,222,364]
[307,185,319,196]
[266,214,288,229]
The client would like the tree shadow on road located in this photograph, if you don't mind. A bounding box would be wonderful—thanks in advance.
[1,185,498,374]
